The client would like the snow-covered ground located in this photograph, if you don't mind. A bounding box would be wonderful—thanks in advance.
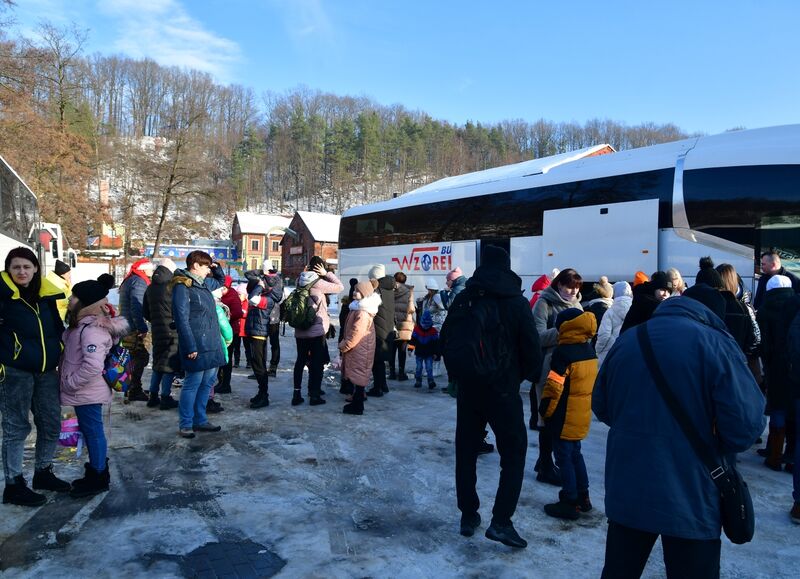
[1,326,798,578]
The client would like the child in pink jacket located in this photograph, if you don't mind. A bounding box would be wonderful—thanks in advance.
[61,279,129,498]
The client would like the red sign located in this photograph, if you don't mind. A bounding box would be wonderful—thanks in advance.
[391,245,452,273]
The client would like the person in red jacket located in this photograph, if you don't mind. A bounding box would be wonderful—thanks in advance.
[217,275,243,393]
[529,274,551,310]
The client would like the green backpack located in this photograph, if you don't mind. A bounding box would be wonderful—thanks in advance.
[283,279,321,330]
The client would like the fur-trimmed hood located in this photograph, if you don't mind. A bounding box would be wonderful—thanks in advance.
[353,292,382,315]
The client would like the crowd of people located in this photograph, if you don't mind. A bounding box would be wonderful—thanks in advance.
[1,242,799,577]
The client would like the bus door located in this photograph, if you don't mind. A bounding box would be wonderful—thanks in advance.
[541,199,659,281]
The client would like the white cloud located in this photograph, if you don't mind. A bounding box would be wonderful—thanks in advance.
[97,0,240,81]
[271,0,333,45]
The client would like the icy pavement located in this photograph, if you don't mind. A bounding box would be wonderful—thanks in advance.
[0,334,798,578]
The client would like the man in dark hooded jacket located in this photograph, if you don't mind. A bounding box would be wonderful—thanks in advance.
[366,264,395,397]
[441,245,542,549]
[594,285,765,577]
[753,249,800,310]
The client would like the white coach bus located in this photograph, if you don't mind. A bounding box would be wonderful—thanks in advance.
[338,125,800,298]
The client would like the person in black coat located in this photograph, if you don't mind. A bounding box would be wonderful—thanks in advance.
[366,264,396,397]
[757,275,800,471]
[441,245,542,548]
[753,248,800,310]
[786,303,800,522]
[143,259,181,410]
[338,278,358,395]
[619,271,672,334]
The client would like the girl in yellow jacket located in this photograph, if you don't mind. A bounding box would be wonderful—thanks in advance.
[538,308,598,520]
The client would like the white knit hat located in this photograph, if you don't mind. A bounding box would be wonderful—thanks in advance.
[425,278,439,290]
[767,274,792,291]
[368,264,386,280]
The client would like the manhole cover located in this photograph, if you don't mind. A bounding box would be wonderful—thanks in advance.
[155,540,286,578]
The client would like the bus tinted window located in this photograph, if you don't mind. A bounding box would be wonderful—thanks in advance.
[340,168,675,248]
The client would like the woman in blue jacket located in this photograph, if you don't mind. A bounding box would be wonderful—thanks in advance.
[170,251,225,439]
[0,247,71,506]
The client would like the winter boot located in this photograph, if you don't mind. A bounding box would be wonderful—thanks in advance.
[146,392,160,408]
[388,366,397,381]
[577,490,593,513]
[414,378,422,389]
[70,460,110,498]
[3,475,47,507]
[459,512,481,537]
[309,394,326,406]
[366,386,383,397]
[159,395,179,410]
[267,365,278,378]
[485,521,527,548]
[765,426,786,471]
[126,386,149,403]
[206,399,224,413]
[428,380,437,390]
[291,388,305,406]
[397,372,408,382]
[215,383,232,394]
[544,491,581,520]
[32,464,71,493]
[343,386,365,415]
[250,376,270,409]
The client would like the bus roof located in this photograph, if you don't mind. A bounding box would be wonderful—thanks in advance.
[343,124,800,218]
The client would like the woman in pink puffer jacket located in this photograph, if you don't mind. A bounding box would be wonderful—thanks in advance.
[61,279,129,498]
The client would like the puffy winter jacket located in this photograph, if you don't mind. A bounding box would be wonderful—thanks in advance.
[170,269,226,373]
[529,274,551,309]
[373,275,396,349]
[294,271,344,339]
[216,303,233,364]
[787,304,800,400]
[595,284,633,365]
[244,273,282,338]
[340,293,381,386]
[393,283,415,341]
[0,272,65,373]
[143,265,181,373]
[119,272,149,333]
[540,312,597,441]
[60,313,129,406]
[593,297,765,540]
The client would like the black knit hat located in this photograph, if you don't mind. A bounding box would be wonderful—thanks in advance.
[54,259,71,276]
[481,245,511,270]
[695,257,724,290]
[72,280,109,307]
[97,273,115,290]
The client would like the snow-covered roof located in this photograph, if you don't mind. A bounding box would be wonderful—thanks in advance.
[296,211,340,242]
[234,212,291,235]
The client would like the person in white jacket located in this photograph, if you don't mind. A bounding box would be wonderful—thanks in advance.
[595,281,633,366]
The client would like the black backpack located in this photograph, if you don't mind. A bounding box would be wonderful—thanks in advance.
[441,289,510,383]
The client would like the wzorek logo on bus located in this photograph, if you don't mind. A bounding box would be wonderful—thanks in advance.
[391,245,452,272]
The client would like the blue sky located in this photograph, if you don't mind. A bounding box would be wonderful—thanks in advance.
[9,0,800,135]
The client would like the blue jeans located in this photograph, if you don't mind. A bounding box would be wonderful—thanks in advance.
[74,404,107,473]
[0,367,60,483]
[553,438,589,501]
[179,368,216,429]
[149,371,174,397]
[415,356,434,381]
